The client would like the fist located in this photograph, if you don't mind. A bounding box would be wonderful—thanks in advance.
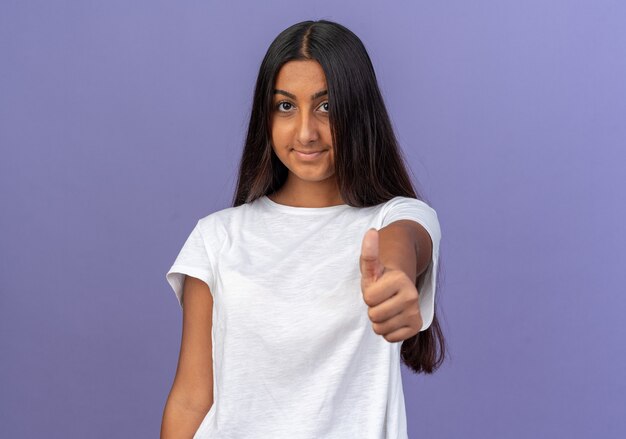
[359,228,423,343]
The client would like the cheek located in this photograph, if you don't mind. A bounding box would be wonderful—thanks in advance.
[270,121,288,145]
[323,127,333,148]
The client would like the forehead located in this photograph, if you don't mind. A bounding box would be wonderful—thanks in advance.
[274,60,327,94]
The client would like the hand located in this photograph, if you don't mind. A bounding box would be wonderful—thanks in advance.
[359,228,423,343]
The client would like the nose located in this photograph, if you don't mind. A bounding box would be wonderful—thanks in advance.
[296,108,320,146]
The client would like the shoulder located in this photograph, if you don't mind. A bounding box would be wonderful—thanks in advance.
[380,196,438,215]
[197,205,235,227]
[195,201,251,239]
[378,196,441,239]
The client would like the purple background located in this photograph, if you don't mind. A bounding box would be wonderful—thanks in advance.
[1,1,625,438]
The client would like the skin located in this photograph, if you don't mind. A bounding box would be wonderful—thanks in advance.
[267,59,433,342]
[267,59,344,208]
[161,276,215,438]
[361,224,433,342]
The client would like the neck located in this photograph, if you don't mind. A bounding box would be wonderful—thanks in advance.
[269,174,344,208]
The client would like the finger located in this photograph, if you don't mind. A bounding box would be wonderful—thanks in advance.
[383,326,416,343]
[360,228,385,285]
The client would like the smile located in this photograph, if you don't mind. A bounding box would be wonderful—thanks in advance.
[293,149,327,160]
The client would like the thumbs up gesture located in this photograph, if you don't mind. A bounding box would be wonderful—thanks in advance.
[360,228,423,343]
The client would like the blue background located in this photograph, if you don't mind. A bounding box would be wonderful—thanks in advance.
[1,1,625,437]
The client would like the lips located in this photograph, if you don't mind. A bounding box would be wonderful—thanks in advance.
[293,149,327,161]
[294,149,326,154]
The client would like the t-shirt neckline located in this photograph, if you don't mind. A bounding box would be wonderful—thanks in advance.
[260,195,351,214]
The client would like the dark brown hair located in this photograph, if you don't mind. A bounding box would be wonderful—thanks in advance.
[231,19,446,374]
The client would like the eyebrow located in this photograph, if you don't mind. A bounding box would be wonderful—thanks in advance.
[272,89,328,100]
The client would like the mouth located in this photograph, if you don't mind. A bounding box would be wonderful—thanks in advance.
[293,149,327,160]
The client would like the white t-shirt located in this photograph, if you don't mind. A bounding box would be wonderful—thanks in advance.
[166,195,442,439]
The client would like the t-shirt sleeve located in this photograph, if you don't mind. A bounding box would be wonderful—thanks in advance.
[165,220,216,309]
[379,196,442,332]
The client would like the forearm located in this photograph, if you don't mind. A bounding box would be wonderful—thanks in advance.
[378,220,430,285]
[161,395,212,439]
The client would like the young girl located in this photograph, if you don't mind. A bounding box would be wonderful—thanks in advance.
[161,19,445,439]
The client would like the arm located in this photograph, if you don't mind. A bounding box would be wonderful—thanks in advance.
[378,219,433,286]
[360,219,435,341]
[161,275,215,438]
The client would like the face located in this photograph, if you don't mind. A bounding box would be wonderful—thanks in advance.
[270,60,335,184]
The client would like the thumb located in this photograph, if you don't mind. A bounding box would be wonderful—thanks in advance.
[360,228,385,285]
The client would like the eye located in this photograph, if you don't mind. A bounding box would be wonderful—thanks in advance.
[276,101,293,112]
[274,100,329,114]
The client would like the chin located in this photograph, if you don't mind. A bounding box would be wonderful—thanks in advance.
[290,169,335,182]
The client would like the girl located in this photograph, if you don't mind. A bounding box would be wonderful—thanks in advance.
[161,19,445,439]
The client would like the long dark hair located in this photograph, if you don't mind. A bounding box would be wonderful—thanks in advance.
[231,19,446,374]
